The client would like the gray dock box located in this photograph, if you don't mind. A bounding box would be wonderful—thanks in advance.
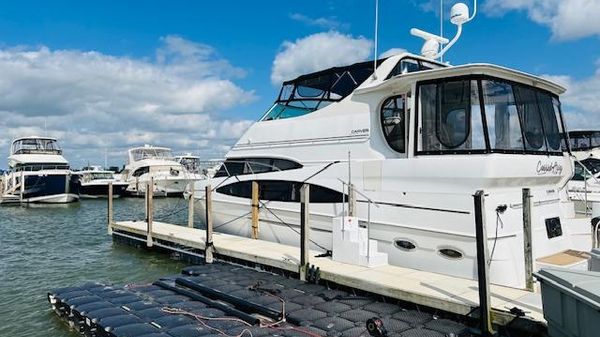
[589,249,600,272]
[535,268,600,337]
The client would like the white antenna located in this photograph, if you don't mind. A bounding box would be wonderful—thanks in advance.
[440,0,444,62]
[104,148,108,169]
[410,0,477,60]
[372,0,379,80]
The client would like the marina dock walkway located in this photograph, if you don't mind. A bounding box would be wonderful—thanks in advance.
[111,220,545,326]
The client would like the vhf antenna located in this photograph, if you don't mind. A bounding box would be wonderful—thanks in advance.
[372,0,379,80]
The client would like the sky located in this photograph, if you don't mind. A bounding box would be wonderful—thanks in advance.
[0,0,599,169]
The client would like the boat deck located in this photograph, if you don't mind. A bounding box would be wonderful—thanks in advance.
[112,220,545,326]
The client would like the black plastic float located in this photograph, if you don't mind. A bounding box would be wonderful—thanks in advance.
[48,262,471,337]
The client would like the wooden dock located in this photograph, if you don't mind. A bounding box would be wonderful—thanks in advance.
[110,220,545,326]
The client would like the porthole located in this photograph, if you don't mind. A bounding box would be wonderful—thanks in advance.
[438,248,463,260]
[393,239,416,251]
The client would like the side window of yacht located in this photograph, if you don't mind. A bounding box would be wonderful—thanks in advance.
[381,96,406,153]
[572,162,586,181]
[132,166,149,177]
[216,181,345,203]
[214,158,302,178]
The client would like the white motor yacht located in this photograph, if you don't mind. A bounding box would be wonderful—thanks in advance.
[121,145,195,197]
[175,153,206,181]
[75,165,129,198]
[192,48,597,289]
[1,136,79,203]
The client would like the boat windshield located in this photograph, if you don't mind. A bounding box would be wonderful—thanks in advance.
[90,172,114,180]
[11,138,62,155]
[131,148,173,161]
[569,131,600,151]
[416,76,568,155]
[262,59,386,121]
[179,157,200,173]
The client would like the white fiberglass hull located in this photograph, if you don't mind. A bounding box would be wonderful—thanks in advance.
[195,187,587,289]
[127,176,194,196]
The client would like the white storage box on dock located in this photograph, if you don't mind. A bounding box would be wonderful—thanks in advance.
[535,268,600,337]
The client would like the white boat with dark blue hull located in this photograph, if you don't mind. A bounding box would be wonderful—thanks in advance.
[75,166,129,199]
[0,137,79,204]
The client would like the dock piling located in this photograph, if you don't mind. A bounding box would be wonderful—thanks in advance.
[474,190,493,337]
[19,170,24,204]
[205,185,213,264]
[107,182,113,234]
[251,181,259,239]
[300,183,310,281]
[188,184,194,228]
[146,178,154,247]
[522,188,534,291]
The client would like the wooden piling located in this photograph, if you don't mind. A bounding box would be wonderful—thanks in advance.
[107,182,113,234]
[474,190,493,337]
[251,181,259,239]
[205,185,213,264]
[188,185,194,228]
[300,184,310,281]
[522,188,534,292]
[19,170,24,204]
[146,178,154,247]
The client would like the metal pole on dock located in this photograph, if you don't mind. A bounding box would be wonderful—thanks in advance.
[474,190,493,337]
[522,188,534,292]
[188,184,194,228]
[146,178,154,247]
[107,182,113,235]
[300,184,310,281]
[205,185,213,264]
[251,181,259,239]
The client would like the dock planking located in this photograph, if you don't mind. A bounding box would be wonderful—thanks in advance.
[111,220,545,327]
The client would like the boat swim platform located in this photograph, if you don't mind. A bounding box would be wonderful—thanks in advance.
[111,220,545,327]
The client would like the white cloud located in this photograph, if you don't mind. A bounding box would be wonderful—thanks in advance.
[271,31,373,84]
[289,13,348,30]
[0,36,256,168]
[484,0,600,40]
[542,62,600,130]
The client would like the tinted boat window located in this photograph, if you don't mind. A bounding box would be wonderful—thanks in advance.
[381,96,406,153]
[214,158,302,178]
[513,86,546,151]
[418,76,567,155]
[481,80,524,151]
[216,180,345,203]
[421,80,484,151]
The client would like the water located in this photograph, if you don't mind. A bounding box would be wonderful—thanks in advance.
[0,198,191,336]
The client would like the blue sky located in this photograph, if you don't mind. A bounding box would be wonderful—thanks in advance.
[0,0,599,168]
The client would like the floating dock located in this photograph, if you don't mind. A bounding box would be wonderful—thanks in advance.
[49,262,473,337]
[110,220,545,328]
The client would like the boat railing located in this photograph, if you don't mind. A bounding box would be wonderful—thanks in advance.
[573,156,600,216]
[13,164,70,172]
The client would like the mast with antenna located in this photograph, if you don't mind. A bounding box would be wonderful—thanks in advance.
[440,0,444,62]
[372,0,379,80]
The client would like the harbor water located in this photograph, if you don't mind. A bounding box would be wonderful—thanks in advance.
[0,198,190,336]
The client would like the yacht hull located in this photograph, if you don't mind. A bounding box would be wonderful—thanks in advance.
[78,182,129,198]
[195,187,587,289]
[2,172,80,204]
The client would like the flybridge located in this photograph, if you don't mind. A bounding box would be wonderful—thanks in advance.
[262,55,446,121]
